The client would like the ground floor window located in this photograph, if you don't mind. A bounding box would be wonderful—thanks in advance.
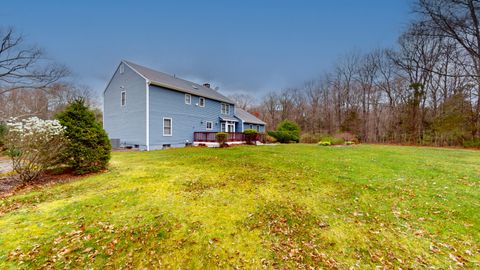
[220,121,235,132]
[163,117,172,136]
[206,121,213,130]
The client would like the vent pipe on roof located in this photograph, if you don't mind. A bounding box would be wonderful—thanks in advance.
[203,83,210,88]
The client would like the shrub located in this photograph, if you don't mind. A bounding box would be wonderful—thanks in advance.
[56,99,111,174]
[215,132,228,147]
[463,138,480,148]
[0,122,6,151]
[336,132,358,143]
[331,137,345,145]
[319,135,346,145]
[268,120,300,143]
[265,134,277,143]
[300,133,319,144]
[243,129,258,145]
[318,141,331,146]
[4,117,67,182]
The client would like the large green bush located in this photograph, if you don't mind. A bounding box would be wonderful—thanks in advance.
[243,129,258,145]
[268,120,300,143]
[56,99,111,174]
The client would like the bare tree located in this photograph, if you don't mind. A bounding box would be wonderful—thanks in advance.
[0,28,68,93]
[228,93,256,110]
[415,0,480,136]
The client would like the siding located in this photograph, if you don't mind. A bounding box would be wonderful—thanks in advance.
[243,123,266,133]
[148,84,235,149]
[103,63,147,149]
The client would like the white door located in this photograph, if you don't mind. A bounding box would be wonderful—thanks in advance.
[227,122,235,132]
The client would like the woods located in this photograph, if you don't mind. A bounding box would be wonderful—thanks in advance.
[239,0,480,147]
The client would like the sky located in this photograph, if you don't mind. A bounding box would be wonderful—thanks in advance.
[1,0,413,99]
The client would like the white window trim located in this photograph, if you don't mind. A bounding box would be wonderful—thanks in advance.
[206,121,213,130]
[199,97,205,107]
[163,117,173,136]
[121,90,126,107]
[185,94,191,105]
[119,63,125,74]
[221,103,230,114]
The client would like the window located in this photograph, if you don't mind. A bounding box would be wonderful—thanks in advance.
[199,97,205,107]
[121,91,126,106]
[249,124,253,129]
[185,94,191,105]
[163,118,172,136]
[256,125,260,132]
[221,103,230,114]
[221,122,226,132]
[206,121,213,130]
[119,63,124,74]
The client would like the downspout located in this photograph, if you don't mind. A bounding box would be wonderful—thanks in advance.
[146,80,150,151]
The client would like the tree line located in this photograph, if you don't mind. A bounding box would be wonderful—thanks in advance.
[232,0,480,147]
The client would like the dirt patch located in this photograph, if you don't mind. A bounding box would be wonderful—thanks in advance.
[0,170,98,198]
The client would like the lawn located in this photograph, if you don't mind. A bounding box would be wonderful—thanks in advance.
[0,144,479,269]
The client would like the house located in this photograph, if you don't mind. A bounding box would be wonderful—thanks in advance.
[103,60,266,150]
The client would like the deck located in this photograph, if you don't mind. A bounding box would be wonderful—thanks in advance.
[193,132,265,143]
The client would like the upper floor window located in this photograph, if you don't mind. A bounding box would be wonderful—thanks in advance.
[185,94,191,105]
[221,103,230,114]
[199,97,205,107]
[121,91,126,106]
[119,63,125,74]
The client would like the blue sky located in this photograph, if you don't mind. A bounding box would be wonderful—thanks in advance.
[1,0,413,98]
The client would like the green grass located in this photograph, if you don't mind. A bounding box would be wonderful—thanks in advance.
[0,144,479,269]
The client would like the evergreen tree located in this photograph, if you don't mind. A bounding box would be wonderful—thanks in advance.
[56,98,111,174]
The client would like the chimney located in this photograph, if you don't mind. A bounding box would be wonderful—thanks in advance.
[203,83,210,88]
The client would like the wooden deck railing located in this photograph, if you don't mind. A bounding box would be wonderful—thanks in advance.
[194,132,265,143]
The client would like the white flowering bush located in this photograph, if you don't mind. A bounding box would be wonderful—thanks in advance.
[4,117,67,182]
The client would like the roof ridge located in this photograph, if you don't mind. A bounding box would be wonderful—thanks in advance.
[121,60,233,104]
[124,60,209,89]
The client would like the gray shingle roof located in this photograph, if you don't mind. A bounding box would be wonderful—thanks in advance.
[235,108,266,125]
[123,60,234,104]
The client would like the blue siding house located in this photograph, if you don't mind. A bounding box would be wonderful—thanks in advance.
[103,61,266,150]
